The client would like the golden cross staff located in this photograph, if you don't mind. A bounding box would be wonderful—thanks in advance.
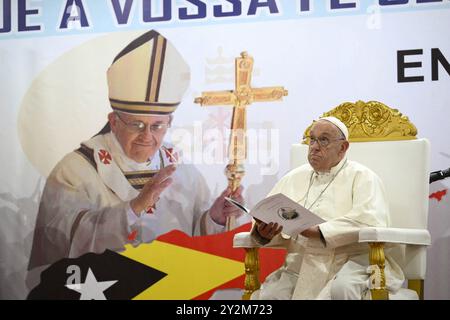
[194,52,288,231]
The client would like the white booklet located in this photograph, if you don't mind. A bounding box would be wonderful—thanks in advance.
[225,193,325,237]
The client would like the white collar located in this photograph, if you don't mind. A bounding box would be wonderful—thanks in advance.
[312,157,347,177]
[106,132,161,172]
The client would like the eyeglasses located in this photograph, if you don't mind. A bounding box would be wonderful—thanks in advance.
[304,135,345,148]
[115,112,170,134]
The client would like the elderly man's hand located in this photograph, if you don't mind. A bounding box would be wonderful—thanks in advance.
[300,225,321,239]
[209,186,244,226]
[256,220,283,240]
[130,164,176,215]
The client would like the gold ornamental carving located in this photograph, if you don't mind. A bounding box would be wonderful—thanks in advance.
[302,100,417,143]
[368,242,389,300]
[242,247,261,300]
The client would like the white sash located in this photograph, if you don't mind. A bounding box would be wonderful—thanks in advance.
[82,135,138,201]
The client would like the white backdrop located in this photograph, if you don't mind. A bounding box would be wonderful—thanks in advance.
[1,1,449,299]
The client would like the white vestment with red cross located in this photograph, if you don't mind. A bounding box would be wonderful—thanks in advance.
[28,132,236,274]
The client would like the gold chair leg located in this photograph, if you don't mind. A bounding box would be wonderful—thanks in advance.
[368,242,389,300]
[242,247,260,300]
[408,279,424,300]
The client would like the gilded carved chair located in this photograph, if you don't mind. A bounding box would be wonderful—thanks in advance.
[233,100,431,300]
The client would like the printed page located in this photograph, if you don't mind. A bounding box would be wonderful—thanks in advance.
[250,193,325,237]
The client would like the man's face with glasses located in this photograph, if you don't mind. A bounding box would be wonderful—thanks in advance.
[306,120,348,172]
[109,111,171,163]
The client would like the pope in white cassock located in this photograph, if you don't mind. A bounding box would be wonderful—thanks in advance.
[250,117,406,300]
[27,30,247,279]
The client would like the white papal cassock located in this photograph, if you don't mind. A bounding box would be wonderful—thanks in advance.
[251,158,405,300]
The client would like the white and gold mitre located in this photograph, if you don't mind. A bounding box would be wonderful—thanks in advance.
[107,30,190,115]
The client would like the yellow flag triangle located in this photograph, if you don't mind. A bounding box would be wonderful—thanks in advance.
[120,240,244,300]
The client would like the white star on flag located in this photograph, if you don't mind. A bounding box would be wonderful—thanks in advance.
[65,268,117,300]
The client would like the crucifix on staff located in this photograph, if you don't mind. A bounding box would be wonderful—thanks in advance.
[195,51,288,231]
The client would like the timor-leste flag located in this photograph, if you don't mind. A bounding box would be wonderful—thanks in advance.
[28,223,285,300]
[122,223,286,300]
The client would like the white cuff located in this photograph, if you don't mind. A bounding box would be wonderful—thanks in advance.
[205,212,226,234]
[126,202,140,230]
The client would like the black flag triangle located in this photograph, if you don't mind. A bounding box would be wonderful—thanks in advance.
[27,249,166,300]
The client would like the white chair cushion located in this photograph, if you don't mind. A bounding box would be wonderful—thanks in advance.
[233,232,260,248]
[359,227,431,245]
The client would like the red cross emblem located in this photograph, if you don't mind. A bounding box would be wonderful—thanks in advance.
[164,148,178,163]
[98,149,112,165]
[146,204,156,214]
[127,229,138,242]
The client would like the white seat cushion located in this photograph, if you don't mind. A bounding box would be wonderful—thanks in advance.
[359,227,431,245]
[233,232,259,248]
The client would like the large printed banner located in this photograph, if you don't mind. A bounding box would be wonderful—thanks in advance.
[1,1,450,300]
